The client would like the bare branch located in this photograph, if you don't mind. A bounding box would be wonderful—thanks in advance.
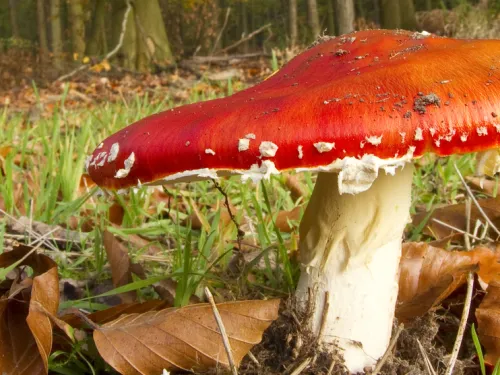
[219,23,272,54]
[56,0,132,82]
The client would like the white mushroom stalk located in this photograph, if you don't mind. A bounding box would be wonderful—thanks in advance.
[296,165,414,373]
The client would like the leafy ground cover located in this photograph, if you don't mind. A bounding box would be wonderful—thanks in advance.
[2,59,500,374]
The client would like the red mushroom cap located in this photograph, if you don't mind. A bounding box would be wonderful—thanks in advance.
[87,29,500,190]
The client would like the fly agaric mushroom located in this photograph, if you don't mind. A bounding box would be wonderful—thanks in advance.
[87,30,500,373]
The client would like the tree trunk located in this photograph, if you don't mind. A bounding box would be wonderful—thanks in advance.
[381,0,400,29]
[307,0,321,38]
[289,0,298,47]
[373,0,381,26]
[9,0,20,38]
[326,0,335,35]
[112,0,137,70]
[335,0,355,35]
[68,0,86,58]
[241,0,249,53]
[87,0,108,56]
[425,0,432,11]
[36,0,49,63]
[134,0,173,71]
[356,0,365,20]
[400,0,417,30]
[50,0,63,71]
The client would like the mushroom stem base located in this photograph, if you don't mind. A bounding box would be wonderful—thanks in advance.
[296,166,414,373]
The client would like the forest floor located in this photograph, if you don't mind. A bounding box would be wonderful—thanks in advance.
[0,50,498,375]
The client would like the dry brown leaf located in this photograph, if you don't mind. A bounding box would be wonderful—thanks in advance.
[61,300,170,328]
[0,245,59,375]
[412,197,500,240]
[284,174,306,201]
[94,299,280,374]
[467,176,498,196]
[476,281,500,365]
[0,145,13,158]
[275,206,302,233]
[397,242,500,322]
[103,230,137,304]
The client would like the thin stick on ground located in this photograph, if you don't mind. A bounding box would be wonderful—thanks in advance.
[326,359,336,375]
[246,351,260,367]
[431,218,493,242]
[454,163,500,237]
[56,0,132,82]
[212,179,243,250]
[289,357,312,375]
[372,324,404,375]
[316,291,330,342]
[445,172,476,375]
[417,339,437,375]
[204,287,238,375]
[209,7,231,59]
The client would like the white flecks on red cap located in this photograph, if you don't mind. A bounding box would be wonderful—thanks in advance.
[259,141,278,157]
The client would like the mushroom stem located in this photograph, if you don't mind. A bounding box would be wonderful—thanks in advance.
[296,165,414,373]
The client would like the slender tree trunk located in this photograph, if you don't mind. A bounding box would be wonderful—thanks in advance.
[289,0,298,47]
[87,0,108,56]
[327,0,335,35]
[373,0,381,26]
[9,0,20,38]
[381,0,400,29]
[241,0,249,53]
[50,0,63,71]
[335,0,355,35]
[68,0,86,58]
[36,0,49,63]
[134,0,173,71]
[400,0,417,30]
[425,0,432,11]
[307,0,321,38]
[112,0,137,70]
[356,0,365,20]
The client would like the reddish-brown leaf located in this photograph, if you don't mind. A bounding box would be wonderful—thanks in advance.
[61,300,170,328]
[412,197,500,240]
[103,230,137,303]
[397,242,500,321]
[0,245,59,375]
[275,206,302,233]
[94,299,280,374]
[284,173,307,202]
[476,281,500,365]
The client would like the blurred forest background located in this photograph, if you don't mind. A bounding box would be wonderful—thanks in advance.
[2,0,500,106]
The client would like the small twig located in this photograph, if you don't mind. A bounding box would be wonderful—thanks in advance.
[444,272,474,375]
[454,163,500,237]
[205,287,238,375]
[212,179,243,251]
[372,324,404,375]
[247,351,260,367]
[417,339,437,375]
[464,198,472,249]
[445,176,476,375]
[64,308,100,330]
[210,7,231,59]
[326,359,336,375]
[289,357,312,375]
[316,291,330,342]
[220,23,272,54]
[431,218,493,242]
[56,0,132,81]
[0,209,60,252]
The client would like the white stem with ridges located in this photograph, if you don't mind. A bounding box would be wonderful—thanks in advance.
[296,165,414,373]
